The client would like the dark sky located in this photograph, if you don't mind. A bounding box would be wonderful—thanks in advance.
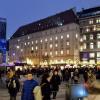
[0,0,100,39]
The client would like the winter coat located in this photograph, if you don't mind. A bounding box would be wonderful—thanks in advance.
[7,76,20,96]
[21,79,38,100]
[51,75,61,91]
[41,80,51,100]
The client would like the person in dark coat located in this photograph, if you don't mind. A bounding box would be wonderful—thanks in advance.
[51,70,61,99]
[7,69,20,100]
[41,73,51,100]
[21,73,39,100]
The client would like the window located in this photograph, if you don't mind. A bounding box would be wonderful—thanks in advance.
[50,37,52,41]
[89,53,95,58]
[61,35,63,39]
[67,42,69,45]
[45,52,47,56]
[97,33,100,39]
[76,34,78,38]
[83,35,86,40]
[96,18,100,23]
[55,51,58,55]
[55,44,58,47]
[50,52,52,56]
[67,34,69,38]
[67,50,69,54]
[90,34,93,40]
[16,45,19,49]
[50,44,53,48]
[32,41,33,44]
[89,20,93,24]
[93,25,96,31]
[83,43,86,49]
[97,52,100,58]
[45,38,47,42]
[90,42,94,49]
[21,49,23,52]
[28,36,30,39]
[31,47,34,50]
[36,46,38,50]
[25,43,26,45]
[97,41,100,48]
[61,50,63,55]
[40,39,42,43]
[18,39,20,42]
[28,42,30,45]
[86,28,90,32]
[35,40,38,44]
[55,36,58,40]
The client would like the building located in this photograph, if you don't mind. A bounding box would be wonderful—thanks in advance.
[9,9,80,65]
[0,18,6,63]
[78,6,100,65]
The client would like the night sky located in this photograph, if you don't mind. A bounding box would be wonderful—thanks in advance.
[0,0,100,39]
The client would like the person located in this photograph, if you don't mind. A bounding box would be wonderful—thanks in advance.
[7,69,20,100]
[73,69,80,84]
[21,72,42,100]
[41,73,52,100]
[51,70,61,99]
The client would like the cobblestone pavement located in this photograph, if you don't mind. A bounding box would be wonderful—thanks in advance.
[0,82,100,100]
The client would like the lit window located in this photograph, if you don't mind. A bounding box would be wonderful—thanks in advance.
[16,45,19,49]
[67,34,69,38]
[50,44,53,48]
[36,46,38,50]
[28,36,30,39]
[40,39,42,43]
[61,50,63,55]
[32,47,34,50]
[97,52,100,58]
[61,35,63,39]
[35,40,38,44]
[25,43,26,45]
[67,42,69,45]
[50,52,52,56]
[97,33,100,39]
[89,20,93,24]
[67,50,69,54]
[80,38,83,42]
[55,44,58,47]
[93,26,96,31]
[13,53,15,56]
[55,51,58,55]
[18,39,20,42]
[83,43,86,49]
[90,42,94,49]
[76,34,78,38]
[83,35,86,40]
[96,18,100,23]
[89,53,95,58]
[90,34,93,40]
[32,41,33,44]
[97,41,100,48]
[45,38,47,42]
[55,36,58,40]
[45,52,47,56]
[50,37,52,41]
[21,49,23,52]
[86,28,89,32]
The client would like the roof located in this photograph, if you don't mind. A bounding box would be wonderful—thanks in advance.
[11,8,78,39]
[78,6,100,18]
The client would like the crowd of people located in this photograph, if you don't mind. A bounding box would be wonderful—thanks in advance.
[0,65,99,100]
